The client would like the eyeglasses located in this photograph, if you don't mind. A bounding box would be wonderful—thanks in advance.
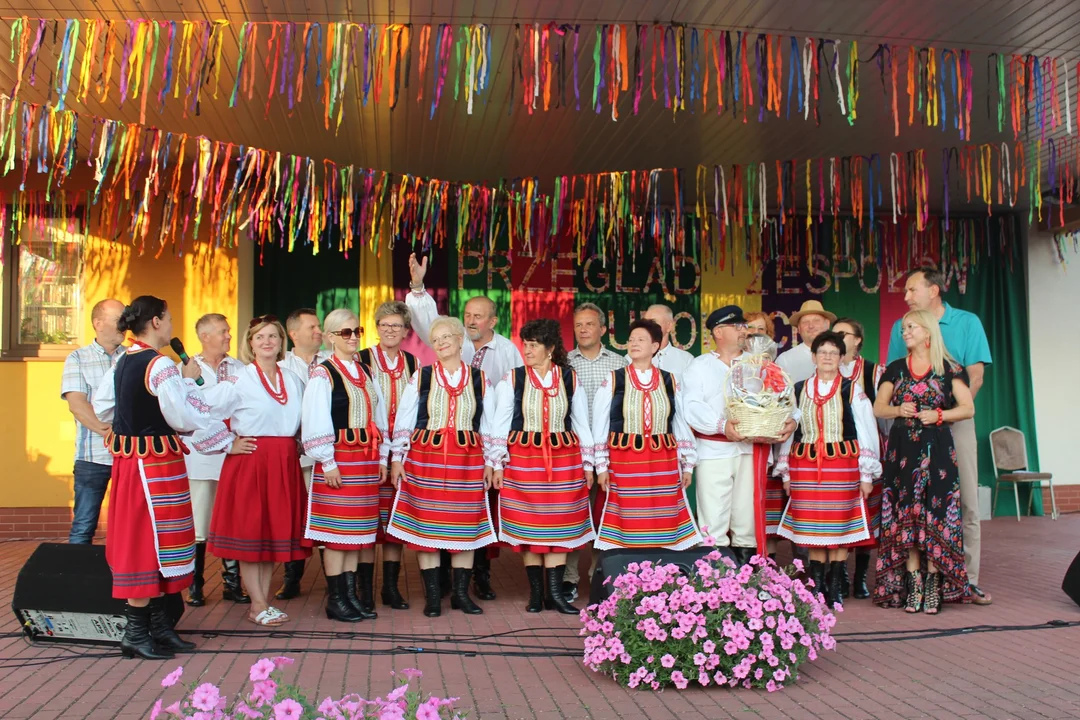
[378,323,406,331]
[815,350,842,358]
[330,327,363,339]
[720,323,748,330]
[249,314,278,328]
[432,333,458,345]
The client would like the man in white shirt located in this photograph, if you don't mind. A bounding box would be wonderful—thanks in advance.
[274,307,330,601]
[625,304,695,380]
[775,300,835,383]
[405,253,524,386]
[404,253,524,600]
[683,306,796,566]
[564,302,626,602]
[181,313,249,608]
[61,298,126,544]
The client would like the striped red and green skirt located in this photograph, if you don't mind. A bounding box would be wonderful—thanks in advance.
[304,430,382,550]
[594,433,702,551]
[776,441,873,548]
[106,436,195,599]
[387,429,497,552]
[498,431,595,553]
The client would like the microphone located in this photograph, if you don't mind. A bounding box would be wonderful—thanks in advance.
[170,337,205,386]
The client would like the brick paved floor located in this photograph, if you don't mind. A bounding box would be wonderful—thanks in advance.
[1,515,1078,719]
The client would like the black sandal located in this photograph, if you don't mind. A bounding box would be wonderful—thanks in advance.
[923,572,942,615]
[904,570,924,613]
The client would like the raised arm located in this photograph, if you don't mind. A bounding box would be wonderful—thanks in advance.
[404,253,438,349]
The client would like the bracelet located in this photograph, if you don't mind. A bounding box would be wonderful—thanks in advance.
[936,408,944,426]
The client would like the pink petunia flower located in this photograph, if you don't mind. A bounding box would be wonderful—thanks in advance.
[250,658,276,682]
[399,668,423,680]
[161,666,184,688]
[669,670,689,689]
[271,657,295,668]
[150,699,162,720]
[660,654,676,668]
[191,683,222,712]
[273,698,303,720]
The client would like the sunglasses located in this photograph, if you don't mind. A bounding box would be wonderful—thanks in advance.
[249,314,279,328]
[330,327,363,339]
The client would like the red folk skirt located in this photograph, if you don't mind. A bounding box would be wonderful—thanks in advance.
[304,430,382,550]
[594,433,702,551]
[499,431,595,554]
[776,441,873,548]
[387,429,497,552]
[764,474,787,537]
[207,437,310,563]
[376,483,401,544]
[105,435,195,599]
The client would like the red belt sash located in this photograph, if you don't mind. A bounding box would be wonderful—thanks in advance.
[691,429,770,556]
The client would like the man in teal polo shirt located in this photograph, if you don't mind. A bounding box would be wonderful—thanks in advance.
[887,268,993,605]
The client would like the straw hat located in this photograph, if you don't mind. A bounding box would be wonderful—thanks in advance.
[789,300,836,326]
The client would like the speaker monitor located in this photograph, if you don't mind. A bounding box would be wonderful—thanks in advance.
[1063,549,1080,608]
[11,542,184,645]
[588,546,737,605]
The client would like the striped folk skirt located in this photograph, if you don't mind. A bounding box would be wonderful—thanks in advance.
[594,433,702,551]
[376,483,401,544]
[106,436,195,599]
[498,432,595,553]
[764,474,787,537]
[387,429,497,552]
[777,442,873,548]
[304,430,382,550]
[208,437,310,563]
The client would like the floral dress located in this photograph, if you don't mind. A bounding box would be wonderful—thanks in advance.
[873,358,970,607]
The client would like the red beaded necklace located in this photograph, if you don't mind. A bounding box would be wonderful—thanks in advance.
[255,363,288,405]
[375,344,405,428]
[331,355,368,389]
[906,355,931,381]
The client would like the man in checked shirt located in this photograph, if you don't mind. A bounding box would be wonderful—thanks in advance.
[563,302,626,602]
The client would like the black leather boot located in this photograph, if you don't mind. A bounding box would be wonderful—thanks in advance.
[275,560,304,600]
[827,561,845,608]
[450,568,483,614]
[544,566,579,615]
[840,557,851,598]
[342,570,377,620]
[472,550,496,601]
[438,551,452,598]
[325,574,363,622]
[221,559,251,604]
[380,561,409,609]
[525,566,544,613]
[853,551,871,599]
[149,596,195,652]
[808,560,826,601]
[356,563,378,617]
[421,568,442,617]
[120,603,174,660]
[186,543,206,607]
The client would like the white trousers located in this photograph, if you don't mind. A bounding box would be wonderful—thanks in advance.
[695,455,756,548]
[189,478,218,543]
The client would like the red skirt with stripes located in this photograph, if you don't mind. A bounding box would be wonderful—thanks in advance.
[764,474,786,537]
[387,429,497,552]
[105,437,195,599]
[594,434,701,551]
[207,437,310,563]
[499,432,595,554]
[376,484,401,544]
[304,430,382,550]
[777,442,873,548]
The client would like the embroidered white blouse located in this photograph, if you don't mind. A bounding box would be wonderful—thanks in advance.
[300,358,391,472]
[93,349,212,435]
[189,364,305,454]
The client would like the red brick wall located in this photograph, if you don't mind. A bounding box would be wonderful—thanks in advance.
[0,507,106,540]
[1043,486,1080,515]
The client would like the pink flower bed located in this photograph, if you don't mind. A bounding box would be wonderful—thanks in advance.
[149,657,467,719]
[580,550,837,691]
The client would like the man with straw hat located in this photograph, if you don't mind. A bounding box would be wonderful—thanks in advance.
[777,300,836,383]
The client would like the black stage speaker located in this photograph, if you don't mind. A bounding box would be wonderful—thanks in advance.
[588,546,737,605]
[1063,549,1080,608]
[11,542,184,645]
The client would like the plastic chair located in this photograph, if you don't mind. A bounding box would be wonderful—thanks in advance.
[989,427,1058,521]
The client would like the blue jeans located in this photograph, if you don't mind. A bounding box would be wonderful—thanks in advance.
[70,460,112,544]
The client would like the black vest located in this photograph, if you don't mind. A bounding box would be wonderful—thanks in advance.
[320,359,376,431]
[852,360,878,405]
[509,366,575,432]
[792,377,858,444]
[112,348,173,438]
[415,365,485,432]
[357,347,418,378]
[608,367,677,435]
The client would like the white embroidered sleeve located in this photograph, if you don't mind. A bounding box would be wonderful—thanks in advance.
[149,356,212,434]
[478,374,499,466]
[391,374,420,464]
[672,381,698,472]
[301,366,338,471]
[189,380,241,455]
[570,378,595,471]
[681,359,727,437]
[852,383,883,482]
[404,289,439,350]
[369,378,391,466]
[590,373,614,474]
[487,375,514,470]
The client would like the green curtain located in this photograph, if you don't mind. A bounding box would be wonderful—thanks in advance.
[252,242,361,338]
[943,217,1043,517]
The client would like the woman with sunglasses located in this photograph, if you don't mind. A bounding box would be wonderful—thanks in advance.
[301,308,390,622]
[387,316,498,617]
[356,301,419,612]
[194,316,310,627]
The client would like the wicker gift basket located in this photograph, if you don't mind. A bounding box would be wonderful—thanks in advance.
[725,335,795,442]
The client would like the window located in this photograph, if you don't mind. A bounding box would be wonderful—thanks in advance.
[2,214,83,359]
